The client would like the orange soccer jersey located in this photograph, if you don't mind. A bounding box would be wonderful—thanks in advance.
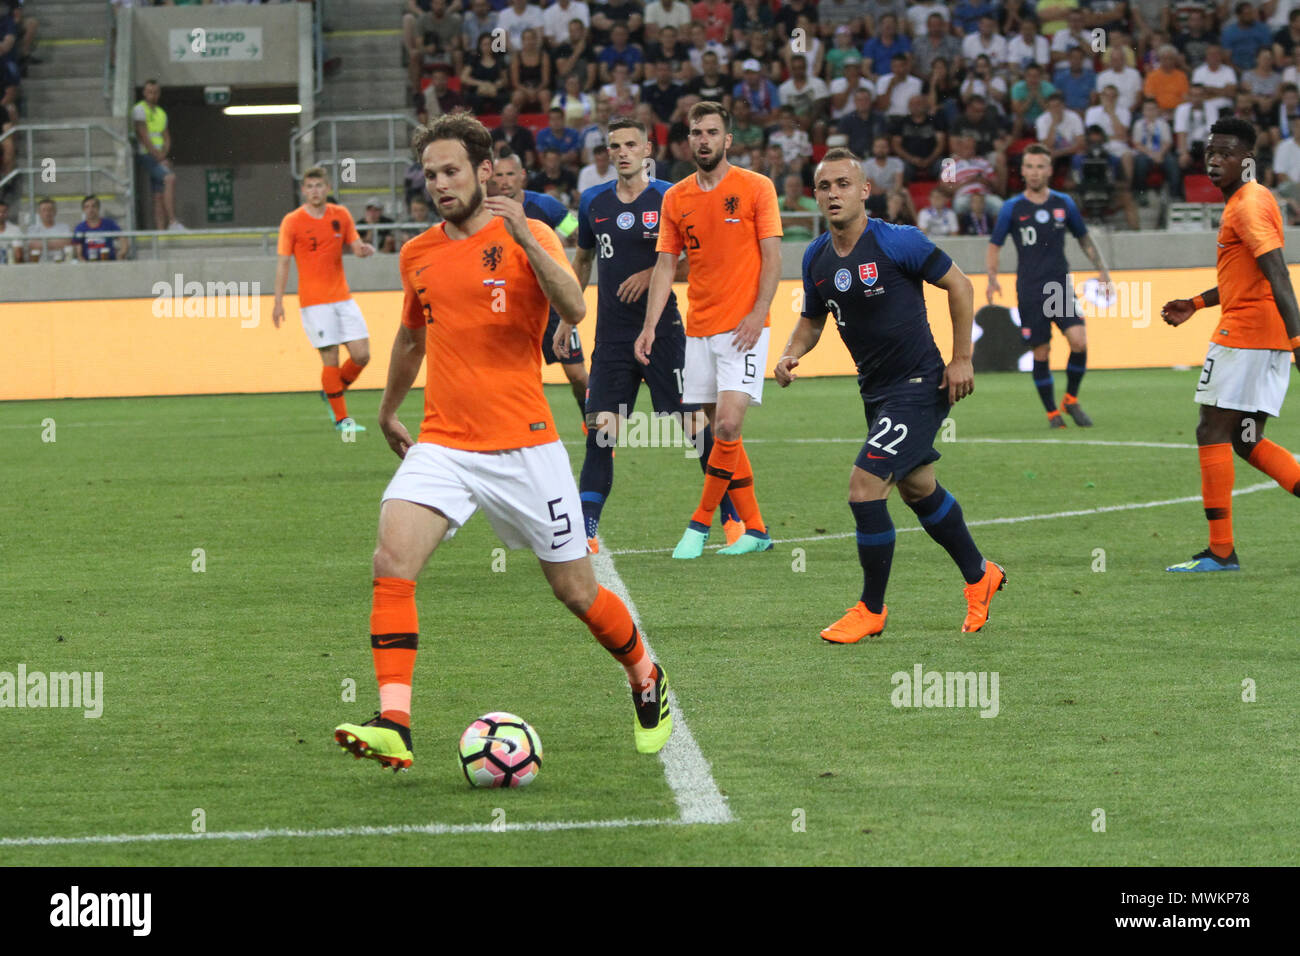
[399,217,574,451]
[277,203,359,308]
[656,165,783,337]
[1213,180,1291,351]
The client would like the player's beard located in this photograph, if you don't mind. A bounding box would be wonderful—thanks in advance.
[695,149,722,173]
[441,183,484,225]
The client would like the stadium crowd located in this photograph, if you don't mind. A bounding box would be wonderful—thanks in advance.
[399,0,1300,239]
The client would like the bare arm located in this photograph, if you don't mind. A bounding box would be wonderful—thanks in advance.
[379,322,427,420]
[1258,248,1300,343]
[526,236,586,324]
[748,235,783,320]
[934,262,976,403]
[640,251,680,336]
[985,241,1003,303]
[274,253,291,302]
[573,243,595,291]
[1076,231,1111,286]
[774,314,828,386]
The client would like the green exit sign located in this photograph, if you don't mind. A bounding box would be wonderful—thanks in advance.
[204,86,231,107]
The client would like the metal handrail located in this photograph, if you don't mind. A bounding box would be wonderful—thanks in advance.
[289,113,421,208]
[102,0,115,102]
[0,122,133,226]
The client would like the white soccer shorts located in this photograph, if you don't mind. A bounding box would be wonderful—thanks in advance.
[381,440,590,562]
[682,327,770,406]
[1194,343,1291,417]
[300,297,369,348]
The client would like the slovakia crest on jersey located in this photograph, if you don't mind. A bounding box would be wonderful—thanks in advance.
[1053,207,1066,222]
[859,262,878,287]
[834,268,852,292]
[617,211,636,230]
[642,211,658,228]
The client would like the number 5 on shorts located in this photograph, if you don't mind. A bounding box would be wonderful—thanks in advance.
[547,497,572,544]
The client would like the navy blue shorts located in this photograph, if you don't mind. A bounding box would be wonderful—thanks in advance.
[542,311,586,365]
[854,379,950,481]
[585,329,691,420]
[1018,291,1084,348]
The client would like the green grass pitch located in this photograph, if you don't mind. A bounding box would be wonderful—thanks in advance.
[1,368,1297,865]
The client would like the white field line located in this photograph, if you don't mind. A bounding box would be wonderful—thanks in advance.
[0,817,681,848]
[589,545,734,826]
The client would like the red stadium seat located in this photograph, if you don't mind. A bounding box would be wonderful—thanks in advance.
[1145,169,1164,189]
[1184,174,1217,202]
[517,112,548,134]
[654,122,668,146]
[811,143,828,164]
[908,178,938,211]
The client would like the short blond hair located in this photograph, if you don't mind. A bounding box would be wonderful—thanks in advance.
[302,165,329,184]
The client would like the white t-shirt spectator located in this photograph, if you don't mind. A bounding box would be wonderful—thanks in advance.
[779,76,830,113]
[829,76,876,119]
[1006,33,1051,70]
[906,2,949,37]
[644,0,692,31]
[862,155,905,191]
[0,222,23,265]
[1172,100,1220,148]
[1036,109,1085,149]
[1274,136,1300,182]
[1269,0,1298,29]
[960,75,1008,103]
[1191,62,1238,95]
[542,1,591,45]
[498,3,546,51]
[1051,29,1089,56]
[577,161,618,194]
[1095,66,1144,111]
[962,32,1008,66]
[879,73,923,116]
[770,127,813,165]
[1085,103,1133,155]
[918,204,958,236]
[688,41,730,74]
[26,220,73,262]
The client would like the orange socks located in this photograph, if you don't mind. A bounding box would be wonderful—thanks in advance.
[1247,439,1300,496]
[322,365,348,422]
[370,577,418,726]
[578,586,653,689]
[725,441,767,534]
[340,357,366,387]
[1198,443,1235,559]
[691,437,741,527]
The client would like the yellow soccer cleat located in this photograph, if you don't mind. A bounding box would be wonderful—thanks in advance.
[632,663,672,754]
[334,714,413,772]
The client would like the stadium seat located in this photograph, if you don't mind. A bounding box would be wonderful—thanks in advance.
[517,113,548,134]
[1184,174,1217,203]
[811,143,828,164]
[1145,169,1165,189]
[654,122,668,147]
[908,179,937,211]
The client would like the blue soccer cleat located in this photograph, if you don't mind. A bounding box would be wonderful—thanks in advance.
[1166,548,1240,572]
[671,526,708,560]
[717,529,773,555]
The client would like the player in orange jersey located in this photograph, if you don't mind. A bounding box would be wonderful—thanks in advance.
[635,101,783,559]
[1161,117,1300,572]
[273,166,375,432]
[332,115,673,771]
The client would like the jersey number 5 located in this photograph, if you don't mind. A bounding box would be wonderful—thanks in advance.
[685,223,700,250]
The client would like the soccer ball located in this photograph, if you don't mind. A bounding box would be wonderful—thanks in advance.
[458,712,543,788]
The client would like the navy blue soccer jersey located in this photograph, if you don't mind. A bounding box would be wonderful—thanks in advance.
[577,178,681,346]
[801,218,952,398]
[989,189,1087,299]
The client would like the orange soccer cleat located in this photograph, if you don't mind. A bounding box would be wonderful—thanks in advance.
[722,517,745,546]
[820,602,888,644]
[961,562,1007,633]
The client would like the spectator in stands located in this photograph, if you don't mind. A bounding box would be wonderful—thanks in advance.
[359,198,396,254]
[1007,16,1050,73]
[535,107,582,166]
[1272,117,1300,222]
[1075,123,1141,228]
[726,95,764,157]
[914,13,963,78]
[769,106,813,168]
[1049,10,1091,65]
[686,50,730,106]
[577,142,617,192]
[590,0,645,47]
[1084,0,1128,34]
[1275,9,1300,68]
[1193,43,1241,110]
[554,18,598,92]
[645,0,690,34]
[403,0,462,99]
[961,56,1009,111]
[884,187,916,225]
[3,0,33,75]
[732,58,779,124]
[876,52,923,117]
[951,0,997,36]
[953,96,1010,182]
[599,23,644,84]
[579,96,612,161]
[553,72,594,125]
[0,7,21,127]
[950,132,1004,217]
[686,21,729,76]
[783,13,825,77]
[732,0,774,39]
[1054,46,1098,115]
[690,0,731,44]
[490,102,537,166]
[918,186,958,235]
[461,0,498,54]
[498,0,544,52]
[828,56,873,122]
[1038,0,1078,38]
[665,126,695,180]
[398,195,436,247]
[906,0,950,38]
[1222,2,1274,71]
[926,58,961,122]
[862,134,904,193]
[1131,0,1170,55]
[891,94,947,181]
[779,54,830,130]
[422,63,466,116]
[1144,44,1191,114]
[1244,46,1283,115]
[26,197,72,263]
[528,146,578,205]
[1087,83,1134,159]
[778,0,821,38]
[1093,44,1142,116]
[510,28,552,111]
[958,190,994,235]
[0,195,21,264]
[461,31,507,113]
[1175,82,1219,171]
[643,58,684,123]
[1131,95,1179,200]
[963,15,1009,68]
[833,88,883,160]
[599,61,641,117]
[733,26,777,81]
[645,23,689,73]
[1036,91,1086,184]
[1271,81,1300,144]
[1012,63,1057,135]
[862,15,909,80]
[778,172,819,241]
[824,25,860,79]
[132,79,184,232]
[1173,7,1215,70]
[761,141,793,190]
[73,196,126,262]
[543,0,591,47]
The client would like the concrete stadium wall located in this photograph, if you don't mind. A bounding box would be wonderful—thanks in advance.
[132,4,305,87]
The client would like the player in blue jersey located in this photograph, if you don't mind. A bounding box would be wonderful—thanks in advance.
[491,152,588,423]
[777,148,1006,642]
[986,144,1112,429]
[562,118,744,552]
